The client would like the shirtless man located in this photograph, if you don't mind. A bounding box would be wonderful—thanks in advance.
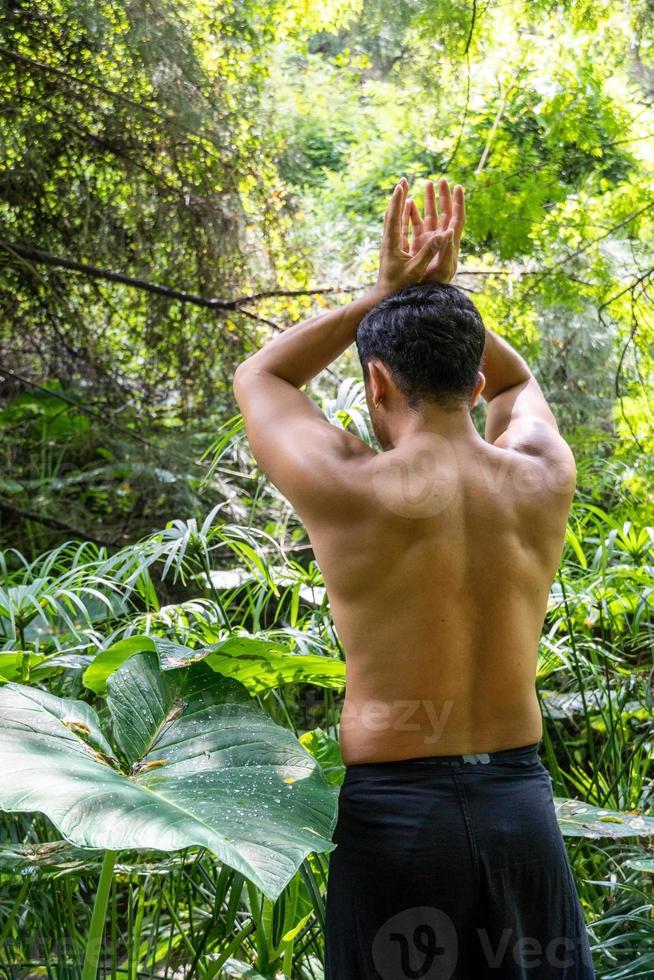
[233,178,596,979]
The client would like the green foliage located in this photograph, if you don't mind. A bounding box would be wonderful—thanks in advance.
[2,0,653,549]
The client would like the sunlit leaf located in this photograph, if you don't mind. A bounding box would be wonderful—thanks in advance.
[0,654,338,900]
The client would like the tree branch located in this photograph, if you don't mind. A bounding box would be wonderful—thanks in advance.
[0,241,364,309]
[0,365,207,470]
[0,44,166,118]
[0,499,112,548]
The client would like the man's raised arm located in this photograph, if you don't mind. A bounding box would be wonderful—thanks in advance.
[481,328,576,478]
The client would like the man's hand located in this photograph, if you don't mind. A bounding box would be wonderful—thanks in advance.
[375,178,455,298]
[402,179,465,284]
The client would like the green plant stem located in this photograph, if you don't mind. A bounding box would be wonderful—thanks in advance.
[130,878,146,980]
[246,880,270,974]
[18,623,29,683]
[203,920,256,979]
[0,878,29,945]
[556,570,599,778]
[202,551,231,628]
[82,849,117,980]
[282,938,295,977]
[161,886,198,962]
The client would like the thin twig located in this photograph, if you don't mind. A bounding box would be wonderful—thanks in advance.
[521,200,654,298]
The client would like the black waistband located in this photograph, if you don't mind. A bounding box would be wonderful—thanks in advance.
[345,740,542,771]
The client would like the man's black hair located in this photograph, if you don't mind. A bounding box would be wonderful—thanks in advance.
[355,282,486,410]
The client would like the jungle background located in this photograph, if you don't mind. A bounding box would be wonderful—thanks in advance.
[0,0,653,977]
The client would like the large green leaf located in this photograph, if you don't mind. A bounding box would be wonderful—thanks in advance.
[83,635,157,693]
[0,840,193,878]
[0,650,89,684]
[299,728,345,787]
[203,637,345,694]
[554,798,654,838]
[83,635,209,694]
[0,651,47,683]
[83,632,345,696]
[0,654,337,900]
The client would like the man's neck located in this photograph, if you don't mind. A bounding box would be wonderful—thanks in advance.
[384,404,484,451]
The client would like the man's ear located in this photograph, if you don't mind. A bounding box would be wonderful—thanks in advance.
[368,360,387,406]
[470,371,486,409]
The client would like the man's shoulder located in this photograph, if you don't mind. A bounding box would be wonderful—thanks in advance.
[487,426,576,503]
[493,418,576,473]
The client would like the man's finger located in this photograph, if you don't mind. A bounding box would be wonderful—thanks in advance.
[439,179,452,231]
[424,180,437,229]
[382,190,391,236]
[385,181,406,246]
[382,180,404,234]
[401,198,411,252]
[409,199,424,238]
[450,184,465,246]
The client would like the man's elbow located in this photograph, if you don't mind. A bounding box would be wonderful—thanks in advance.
[232,359,257,402]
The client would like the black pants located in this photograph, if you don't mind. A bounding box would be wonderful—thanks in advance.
[324,741,596,979]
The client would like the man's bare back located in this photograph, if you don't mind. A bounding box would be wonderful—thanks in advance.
[302,426,574,764]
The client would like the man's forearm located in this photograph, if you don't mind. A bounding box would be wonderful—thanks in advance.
[235,288,386,388]
[481,328,533,402]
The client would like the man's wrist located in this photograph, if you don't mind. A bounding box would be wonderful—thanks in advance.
[364,284,392,307]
